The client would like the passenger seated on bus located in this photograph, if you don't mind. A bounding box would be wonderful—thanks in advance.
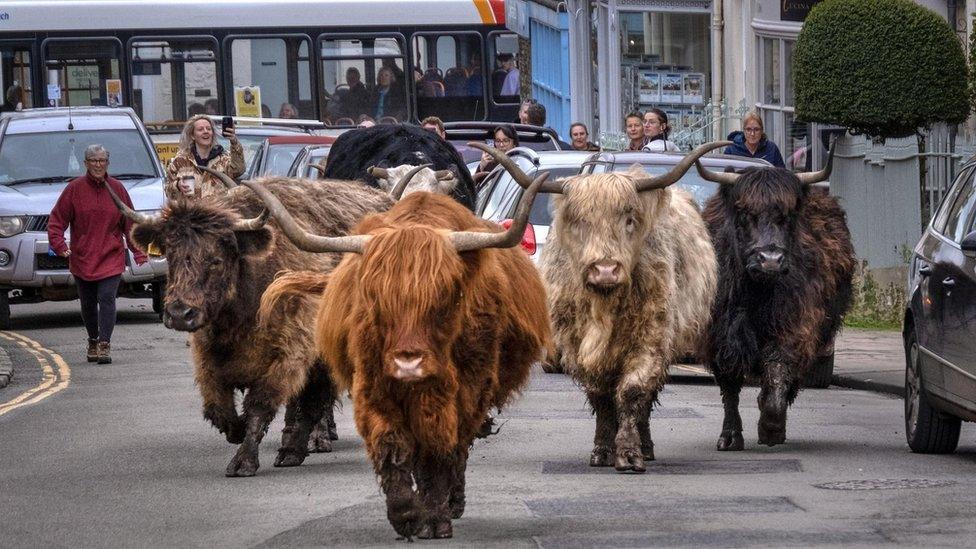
[466,52,484,96]
[381,58,405,87]
[187,102,206,117]
[329,67,370,120]
[370,66,405,121]
[261,104,272,118]
[444,67,468,96]
[204,98,219,115]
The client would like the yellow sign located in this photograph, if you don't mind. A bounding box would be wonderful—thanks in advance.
[154,142,181,165]
[106,79,123,107]
[234,86,262,118]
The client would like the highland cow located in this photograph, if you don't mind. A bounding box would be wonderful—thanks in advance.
[255,177,551,539]
[475,142,725,473]
[696,150,855,450]
[107,171,394,476]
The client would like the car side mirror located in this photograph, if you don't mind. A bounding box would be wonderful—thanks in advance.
[962,230,976,256]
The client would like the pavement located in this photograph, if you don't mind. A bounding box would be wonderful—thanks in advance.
[0,341,11,388]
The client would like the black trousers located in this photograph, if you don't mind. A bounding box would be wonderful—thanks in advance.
[76,275,121,343]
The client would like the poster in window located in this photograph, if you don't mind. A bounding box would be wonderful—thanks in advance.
[106,79,123,107]
[660,73,683,104]
[664,108,683,131]
[638,70,660,104]
[234,86,262,118]
[682,74,704,105]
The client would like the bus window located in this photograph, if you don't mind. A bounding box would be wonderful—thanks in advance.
[43,39,123,107]
[412,33,484,122]
[320,35,406,125]
[228,36,313,119]
[0,46,33,111]
[489,33,520,104]
[130,38,217,125]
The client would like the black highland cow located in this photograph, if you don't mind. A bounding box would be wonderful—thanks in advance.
[323,124,477,210]
[696,153,855,450]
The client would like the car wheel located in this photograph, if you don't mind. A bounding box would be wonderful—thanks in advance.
[803,352,834,388]
[0,290,10,330]
[151,281,166,319]
[904,329,960,454]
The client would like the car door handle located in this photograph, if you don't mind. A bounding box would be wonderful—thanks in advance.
[918,264,932,276]
[943,277,956,287]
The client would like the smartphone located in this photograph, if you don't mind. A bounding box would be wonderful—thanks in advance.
[221,116,234,130]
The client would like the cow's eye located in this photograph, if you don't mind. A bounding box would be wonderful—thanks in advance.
[209,258,223,270]
[624,216,637,232]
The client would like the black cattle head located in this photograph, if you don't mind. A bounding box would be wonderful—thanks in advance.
[104,169,271,332]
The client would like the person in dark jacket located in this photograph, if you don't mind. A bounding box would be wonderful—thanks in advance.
[48,144,149,364]
[724,112,785,167]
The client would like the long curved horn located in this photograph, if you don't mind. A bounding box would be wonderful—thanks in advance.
[468,142,564,194]
[231,208,270,232]
[198,165,238,189]
[390,163,432,200]
[239,180,370,253]
[695,161,741,185]
[367,166,390,180]
[633,141,732,192]
[449,170,549,251]
[103,181,159,225]
[796,139,836,186]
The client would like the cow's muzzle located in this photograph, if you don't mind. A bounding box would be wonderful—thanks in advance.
[391,352,426,381]
[747,248,787,276]
[586,260,623,290]
[164,301,204,332]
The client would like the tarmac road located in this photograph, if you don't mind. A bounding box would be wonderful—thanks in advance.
[1,301,974,548]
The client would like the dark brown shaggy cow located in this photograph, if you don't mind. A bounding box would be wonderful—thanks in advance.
[696,152,855,450]
[256,179,551,539]
[107,174,394,476]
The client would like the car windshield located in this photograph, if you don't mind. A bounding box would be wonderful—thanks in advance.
[482,167,580,226]
[260,144,310,177]
[0,129,157,185]
[216,134,269,172]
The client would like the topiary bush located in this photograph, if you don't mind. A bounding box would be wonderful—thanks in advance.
[794,0,968,138]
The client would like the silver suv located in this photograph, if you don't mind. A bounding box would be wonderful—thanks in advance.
[0,107,168,329]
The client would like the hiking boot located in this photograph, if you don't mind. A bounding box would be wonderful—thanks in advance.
[96,341,112,364]
[87,338,98,362]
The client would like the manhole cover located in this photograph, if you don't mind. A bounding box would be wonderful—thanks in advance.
[814,478,956,491]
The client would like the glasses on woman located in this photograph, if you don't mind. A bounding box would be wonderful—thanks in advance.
[494,137,513,146]
[744,127,763,134]
[86,158,109,164]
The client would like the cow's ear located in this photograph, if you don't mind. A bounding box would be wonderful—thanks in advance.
[130,222,164,254]
[235,227,273,256]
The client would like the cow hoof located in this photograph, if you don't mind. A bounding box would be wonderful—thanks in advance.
[226,453,259,477]
[757,428,786,446]
[614,448,646,473]
[418,519,453,539]
[716,431,744,451]
[387,494,425,539]
[274,448,308,467]
[641,442,655,461]
[307,432,334,453]
[589,445,613,467]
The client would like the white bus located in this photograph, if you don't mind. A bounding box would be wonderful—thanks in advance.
[0,0,522,126]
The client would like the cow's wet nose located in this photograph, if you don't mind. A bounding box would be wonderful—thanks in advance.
[758,250,784,272]
[587,261,622,286]
[393,352,425,380]
[164,302,202,331]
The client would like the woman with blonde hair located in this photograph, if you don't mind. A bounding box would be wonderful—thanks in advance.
[164,114,245,200]
[724,112,785,167]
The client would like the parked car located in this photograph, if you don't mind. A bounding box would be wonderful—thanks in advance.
[244,135,336,179]
[288,144,332,179]
[0,107,168,329]
[148,116,327,174]
[442,122,566,172]
[903,160,976,454]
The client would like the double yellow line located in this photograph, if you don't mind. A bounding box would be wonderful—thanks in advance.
[0,331,71,417]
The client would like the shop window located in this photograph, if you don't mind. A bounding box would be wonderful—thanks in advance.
[320,35,405,125]
[489,33,520,104]
[228,36,313,119]
[412,33,484,121]
[130,38,217,124]
[756,37,815,172]
[618,12,710,134]
[43,39,123,107]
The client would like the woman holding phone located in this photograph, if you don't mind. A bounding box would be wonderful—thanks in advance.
[164,114,245,200]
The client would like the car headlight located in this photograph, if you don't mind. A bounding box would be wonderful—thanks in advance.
[0,216,26,238]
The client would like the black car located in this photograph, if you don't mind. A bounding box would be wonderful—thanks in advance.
[904,161,976,453]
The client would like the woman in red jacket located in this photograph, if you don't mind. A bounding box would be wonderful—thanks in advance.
[48,144,148,364]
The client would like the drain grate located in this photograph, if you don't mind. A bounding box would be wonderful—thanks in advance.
[542,458,802,475]
[814,478,956,491]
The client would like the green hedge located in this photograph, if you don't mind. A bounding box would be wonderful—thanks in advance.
[794,0,968,138]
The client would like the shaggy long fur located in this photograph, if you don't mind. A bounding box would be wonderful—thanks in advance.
[322,124,477,210]
[129,177,394,476]
[272,192,549,539]
[701,167,855,450]
[542,168,718,472]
